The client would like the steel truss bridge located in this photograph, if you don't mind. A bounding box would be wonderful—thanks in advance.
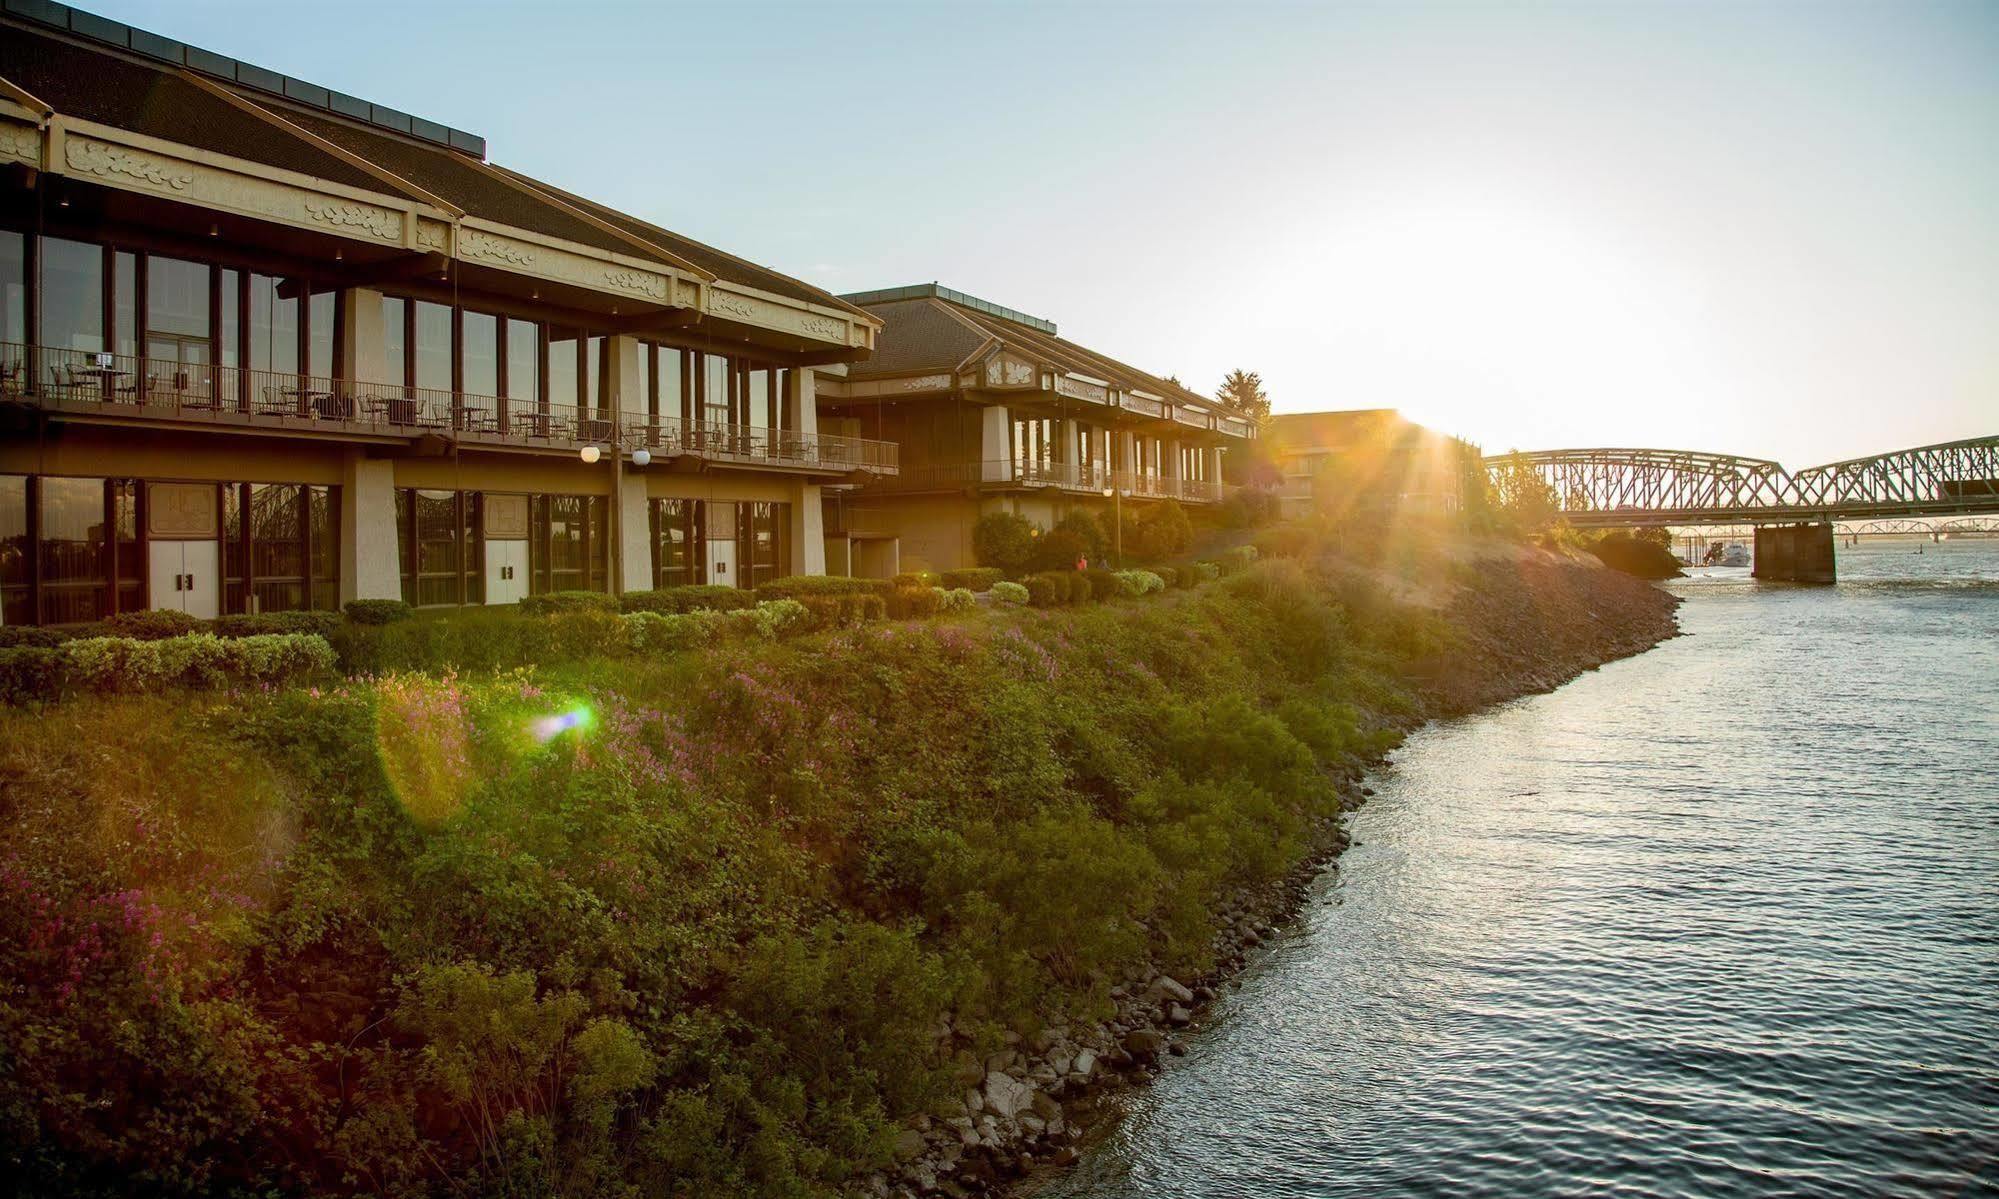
[1486,435,1999,528]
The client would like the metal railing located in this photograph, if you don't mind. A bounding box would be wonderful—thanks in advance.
[849,458,1221,502]
[622,416,898,473]
[0,340,898,472]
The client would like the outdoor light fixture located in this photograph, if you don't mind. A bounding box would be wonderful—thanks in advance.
[208,223,219,238]
[631,448,652,467]
[580,445,601,464]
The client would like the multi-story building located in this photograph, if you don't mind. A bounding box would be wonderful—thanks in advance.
[815,284,1254,574]
[0,4,895,626]
[1265,409,1468,521]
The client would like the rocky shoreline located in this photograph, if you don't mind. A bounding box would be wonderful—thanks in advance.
[869,552,1682,1199]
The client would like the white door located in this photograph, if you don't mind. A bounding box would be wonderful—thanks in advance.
[486,539,527,606]
[706,537,736,588]
[148,540,219,619]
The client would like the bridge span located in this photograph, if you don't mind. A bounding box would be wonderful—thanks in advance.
[1485,435,1999,581]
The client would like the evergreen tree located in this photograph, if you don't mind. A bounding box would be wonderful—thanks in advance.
[1215,370,1270,425]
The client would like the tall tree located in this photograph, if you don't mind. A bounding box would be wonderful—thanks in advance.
[1215,370,1270,425]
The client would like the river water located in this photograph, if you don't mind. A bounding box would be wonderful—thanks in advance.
[1037,541,1999,1199]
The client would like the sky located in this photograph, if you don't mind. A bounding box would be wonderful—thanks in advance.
[83,0,1999,467]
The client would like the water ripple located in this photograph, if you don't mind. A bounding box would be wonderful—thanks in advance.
[1035,544,1999,1199]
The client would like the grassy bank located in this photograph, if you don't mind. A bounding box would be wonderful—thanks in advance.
[0,535,1675,1198]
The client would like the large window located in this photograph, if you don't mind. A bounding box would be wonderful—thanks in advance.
[650,498,703,587]
[740,501,790,590]
[394,489,482,608]
[0,475,26,625]
[649,344,687,424]
[548,330,579,413]
[505,318,538,414]
[145,256,212,388]
[1013,416,1055,473]
[41,237,103,354]
[530,494,607,595]
[0,231,24,352]
[33,477,140,625]
[248,272,298,378]
[224,482,340,615]
[462,310,498,419]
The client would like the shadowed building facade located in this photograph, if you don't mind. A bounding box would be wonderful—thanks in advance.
[815,284,1254,575]
[0,4,895,626]
[1266,409,1469,521]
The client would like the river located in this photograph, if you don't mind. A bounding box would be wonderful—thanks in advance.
[1035,540,1999,1199]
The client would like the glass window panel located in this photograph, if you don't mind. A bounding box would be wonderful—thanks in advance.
[652,498,701,587]
[547,332,577,411]
[652,344,681,421]
[414,301,452,392]
[587,335,605,416]
[0,231,24,351]
[308,289,336,379]
[383,297,406,385]
[219,269,240,368]
[249,273,297,377]
[748,369,771,430]
[249,483,305,613]
[113,480,141,614]
[40,476,107,624]
[114,252,136,359]
[505,318,537,402]
[41,238,103,354]
[701,354,729,424]
[396,488,414,604]
[146,256,209,339]
[225,484,247,613]
[462,311,498,425]
[308,486,339,610]
[0,474,28,625]
[414,488,461,606]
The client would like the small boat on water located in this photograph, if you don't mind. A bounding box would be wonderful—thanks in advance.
[1704,542,1751,568]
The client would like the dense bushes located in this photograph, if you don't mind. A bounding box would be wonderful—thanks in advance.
[344,597,414,624]
[617,584,757,614]
[887,586,943,620]
[0,538,1574,1198]
[517,589,620,616]
[990,580,1029,605]
[101,608,204,640]
[755,575,893,601]
[940,567,1003,593]
[211,610,343,639]
[972,510,1036,574]
[0,631,334,701]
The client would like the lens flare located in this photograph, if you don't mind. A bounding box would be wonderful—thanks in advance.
[529,705,594,744]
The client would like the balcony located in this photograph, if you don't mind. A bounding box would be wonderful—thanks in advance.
[0,341,897,475]
[852,458,1221,503]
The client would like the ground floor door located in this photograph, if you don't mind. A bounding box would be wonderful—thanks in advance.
[705,501,738,587]
[148,540,219,619]
[485,538,528,606]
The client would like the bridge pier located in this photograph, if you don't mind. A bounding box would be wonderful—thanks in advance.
[1752,522,1836,583]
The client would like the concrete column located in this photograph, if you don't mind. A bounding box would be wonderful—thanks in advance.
[1163,437,1183,496]
[618,473,651,592]
[981,405,1011,482]
[791,481,826,575]
[789,368,819,439]
[606,335,643,422]
[1116,430,1136,483]
[343,288,385,384]
[1207,445,1224,486]
[339,452,399,602]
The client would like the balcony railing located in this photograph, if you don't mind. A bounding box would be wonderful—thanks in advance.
[0,341,897,473]
[622,417,898,473]
[853,459,1221,502]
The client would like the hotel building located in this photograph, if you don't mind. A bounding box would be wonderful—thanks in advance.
[0,4,895,626]
[815,284,1254,575]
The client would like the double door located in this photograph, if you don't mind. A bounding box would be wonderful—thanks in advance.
[148,540,219,619]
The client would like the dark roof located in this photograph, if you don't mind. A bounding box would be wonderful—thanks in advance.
[2,14,869,322]
[847,288,1228,416]
[491,168,873,319]
[0,26,386,194]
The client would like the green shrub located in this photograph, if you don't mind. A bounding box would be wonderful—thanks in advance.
[891,571,940,589]
[518,589,619,616]
[990,580,1029,605]
[940,567,1003,593]
[0,646,63,702]
[619,585,756,614]
[1191,560,1223,583]
[1052,511,1109,564]
[211,610,342,639]
[1116,569,1166,596]
[887,586,943,620]
[1082,568,1123,601]
[102,608,201,641]
[756,575,893,601]
[1136,500,1195,560]
[1251,525,1315,559]
[1033,526,1091,573]
[1213,544,1261,574]
[1024,573,1067,608]
[746,599,812,640]
[1221,486,1280,528]
[344,597,413,624]
[791,592,887,631]
[971,510,1037,574]
[0,626,69,649]
[622,609,718,654]
[936,587,976,614]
